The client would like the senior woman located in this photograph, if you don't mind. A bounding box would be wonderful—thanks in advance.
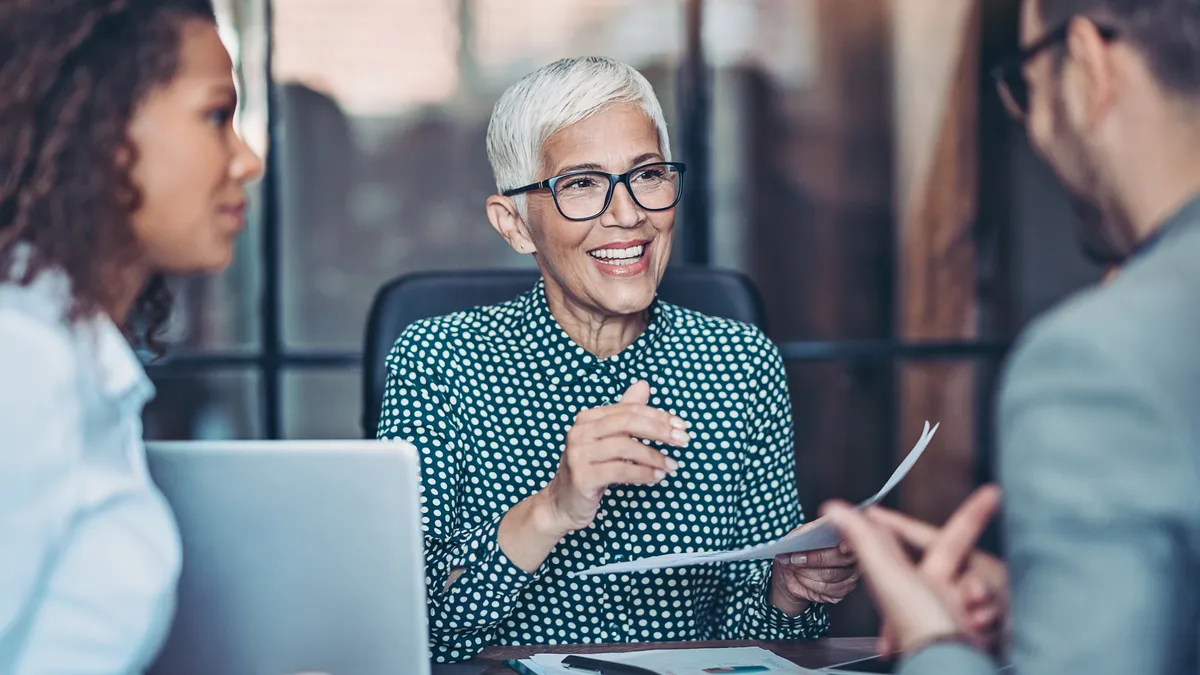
[378,56,858,663]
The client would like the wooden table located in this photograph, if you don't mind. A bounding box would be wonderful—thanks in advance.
[431,637,878,674]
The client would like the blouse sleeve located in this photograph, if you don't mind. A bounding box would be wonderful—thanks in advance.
[376,329,541,663]
[716,329,830,640]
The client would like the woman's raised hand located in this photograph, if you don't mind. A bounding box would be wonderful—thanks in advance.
[540,380,688,534]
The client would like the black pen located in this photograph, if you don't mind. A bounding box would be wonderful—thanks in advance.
[562,654,663,675]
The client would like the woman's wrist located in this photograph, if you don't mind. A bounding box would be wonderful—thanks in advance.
[526,491,573,541]
[497,493,569,573]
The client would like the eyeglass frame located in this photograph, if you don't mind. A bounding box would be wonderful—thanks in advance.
[501,161,688,222]
[991,19,1120,121]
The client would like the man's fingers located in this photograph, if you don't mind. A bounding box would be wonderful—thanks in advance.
[819,502,964,654]
[876,622,897,656]
[967,603,1001,631]
[820,501,922,606]
[962,575,991,604]
[922,485,1003,580]
[866,506,940,552]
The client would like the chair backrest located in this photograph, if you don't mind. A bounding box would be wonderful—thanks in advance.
[361,267,766,437]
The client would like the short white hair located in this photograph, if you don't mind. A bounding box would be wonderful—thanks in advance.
[486,56,672,217]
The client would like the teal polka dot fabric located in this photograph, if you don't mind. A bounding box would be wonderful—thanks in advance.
[378,279,829,663]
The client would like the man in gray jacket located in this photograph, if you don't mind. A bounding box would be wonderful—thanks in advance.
[824,0,1200,673]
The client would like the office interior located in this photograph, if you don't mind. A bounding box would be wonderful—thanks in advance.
[142,0,1098,637]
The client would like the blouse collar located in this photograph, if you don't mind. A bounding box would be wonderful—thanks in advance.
[517,277,668,384]
[8,243,154,410]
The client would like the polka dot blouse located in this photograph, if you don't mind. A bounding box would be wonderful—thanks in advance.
[377,279,829,663]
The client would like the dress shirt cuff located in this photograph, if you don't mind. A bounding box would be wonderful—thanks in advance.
[458,513,539,595]
[899,641,997,675]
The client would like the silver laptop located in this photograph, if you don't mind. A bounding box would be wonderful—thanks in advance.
[145,440,430,675]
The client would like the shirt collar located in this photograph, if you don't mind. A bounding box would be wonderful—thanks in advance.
[14,244,154,408]
[518,277,669,383]
[1130,188,1200,261]
[88,313,155,409]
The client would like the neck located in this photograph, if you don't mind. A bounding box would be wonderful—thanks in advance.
[106,262,151,328]
[542,279,648,359]
[1113,114,1200,244]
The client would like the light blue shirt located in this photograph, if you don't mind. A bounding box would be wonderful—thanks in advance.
[0,266,181,675]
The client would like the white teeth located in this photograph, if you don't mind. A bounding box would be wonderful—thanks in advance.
[589,244,646,263]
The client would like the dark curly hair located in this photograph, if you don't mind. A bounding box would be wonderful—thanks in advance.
[0,0,218,352]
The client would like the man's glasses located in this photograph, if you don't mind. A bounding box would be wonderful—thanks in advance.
[991,21,1119,122]
[502,161,687,222]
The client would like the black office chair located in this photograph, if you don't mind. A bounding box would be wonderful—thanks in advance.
[361,267,767,437]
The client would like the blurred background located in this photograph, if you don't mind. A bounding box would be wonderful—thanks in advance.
[144,0,1103,636]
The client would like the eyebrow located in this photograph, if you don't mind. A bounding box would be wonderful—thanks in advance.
[553,152,665,176]
[208,83,239,103]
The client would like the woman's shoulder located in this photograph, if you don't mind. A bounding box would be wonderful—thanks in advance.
[388,293,530,360]
[657,301,777,353]
[0,279,76,360]
[0,281,83,408]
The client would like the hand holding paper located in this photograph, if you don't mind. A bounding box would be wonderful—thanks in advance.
[573,422,939,577]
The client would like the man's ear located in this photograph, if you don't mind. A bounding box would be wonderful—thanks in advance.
[1065,16,1119,131]
[487,195,537,254]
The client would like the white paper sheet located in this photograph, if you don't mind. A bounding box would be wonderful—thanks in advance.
[573,422,939,577]
[525,646,819,674]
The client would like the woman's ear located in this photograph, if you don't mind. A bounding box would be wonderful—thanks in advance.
[487,195,537,254]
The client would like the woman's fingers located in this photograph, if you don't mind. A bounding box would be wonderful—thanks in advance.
[578,437,679,473]
[590,459,669,487]
[577,404,690,448]
[618,380,652,405]
[777,545,856,568]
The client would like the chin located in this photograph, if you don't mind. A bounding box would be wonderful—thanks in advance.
[185,245,236,275]
[595,282,656,316]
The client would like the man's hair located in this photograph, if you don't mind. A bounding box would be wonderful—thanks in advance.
[1040,0,1200,97]
[485,56,671,219]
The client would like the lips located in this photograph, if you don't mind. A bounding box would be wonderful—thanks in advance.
[587,239,652,276]
[219,201,247,230]
[588,242,646,264]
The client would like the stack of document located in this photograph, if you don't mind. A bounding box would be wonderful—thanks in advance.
[505,646,820,674]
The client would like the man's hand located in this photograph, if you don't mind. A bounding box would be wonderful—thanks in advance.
[868,499,1009,653]
[820,486,1003,655]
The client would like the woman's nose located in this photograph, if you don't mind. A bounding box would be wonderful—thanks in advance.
[602,181,644,227]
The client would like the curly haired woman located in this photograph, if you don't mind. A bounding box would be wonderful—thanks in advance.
[0,1,261,671]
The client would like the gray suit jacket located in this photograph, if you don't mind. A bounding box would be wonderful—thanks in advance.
[900,194,1200,675]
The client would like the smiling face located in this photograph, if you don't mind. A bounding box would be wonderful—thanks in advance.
[490,102,675,319]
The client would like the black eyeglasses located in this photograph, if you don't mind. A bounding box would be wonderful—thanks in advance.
[502,161,687,222]
[991,20,1119,121]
